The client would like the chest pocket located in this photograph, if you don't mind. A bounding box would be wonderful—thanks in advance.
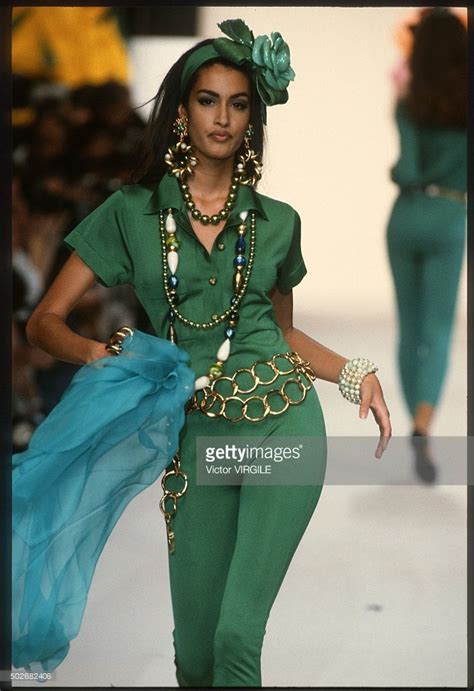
[238,243,278,296]
[136,274,191,302]
[135,274,208,329]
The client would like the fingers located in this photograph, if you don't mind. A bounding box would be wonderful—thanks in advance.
[375,437,385,459]
[373,399,392,458]
[358,378,392,458]
[359,392,371,419]
[359,374,378,419]
[375,430,391,459]
[377,402,392,438]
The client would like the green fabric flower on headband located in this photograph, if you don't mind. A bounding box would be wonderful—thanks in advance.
[213,19,296,107]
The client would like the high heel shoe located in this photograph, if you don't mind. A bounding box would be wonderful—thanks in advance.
[411,428,437,484]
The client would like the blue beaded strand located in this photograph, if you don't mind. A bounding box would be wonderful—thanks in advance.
[233,255,246,268]
[235,236,246,253]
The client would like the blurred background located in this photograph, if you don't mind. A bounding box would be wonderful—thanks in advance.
[11,6,468,688]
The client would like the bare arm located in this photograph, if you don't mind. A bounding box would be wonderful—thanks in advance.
[26,251,110,365]
[270,285,392,452]
[269,285,349,383]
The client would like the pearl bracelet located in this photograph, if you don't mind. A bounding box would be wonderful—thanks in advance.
[338,357,378,404]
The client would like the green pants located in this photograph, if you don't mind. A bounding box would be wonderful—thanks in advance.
[386,191,466,416]
[165,385,327,687]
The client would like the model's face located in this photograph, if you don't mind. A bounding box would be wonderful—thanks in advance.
[179,63,251,163]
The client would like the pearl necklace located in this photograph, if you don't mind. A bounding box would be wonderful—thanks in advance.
[180,171,241,225]
[159,208,256,391]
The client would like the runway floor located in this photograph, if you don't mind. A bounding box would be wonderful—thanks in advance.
[14,313,467,687]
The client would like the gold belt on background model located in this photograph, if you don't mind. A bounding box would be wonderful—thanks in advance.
[185,351,317,423]
[405,184,467,205]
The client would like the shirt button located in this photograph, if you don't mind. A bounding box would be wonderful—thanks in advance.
[217,243,225,251]
[208,277,217,285]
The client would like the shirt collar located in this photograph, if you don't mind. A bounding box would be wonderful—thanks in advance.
[142,173,268,222]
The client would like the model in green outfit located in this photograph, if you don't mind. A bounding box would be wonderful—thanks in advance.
[386,8,466,481]
[26,20,391,687]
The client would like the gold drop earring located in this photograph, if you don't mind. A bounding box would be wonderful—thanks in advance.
[236,124,263,187]
[164,115,198,180]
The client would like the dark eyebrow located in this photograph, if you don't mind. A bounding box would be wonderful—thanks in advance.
[196,89,249,99]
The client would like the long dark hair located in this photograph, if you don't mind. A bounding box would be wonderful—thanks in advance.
[403,8,466,128]
[128,38,265,186]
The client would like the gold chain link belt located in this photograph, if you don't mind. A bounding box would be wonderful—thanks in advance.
[159,351,317,553]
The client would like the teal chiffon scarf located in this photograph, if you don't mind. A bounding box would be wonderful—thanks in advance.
[12,330,195,673]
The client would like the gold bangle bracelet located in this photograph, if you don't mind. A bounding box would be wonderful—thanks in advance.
[104,326,134,355]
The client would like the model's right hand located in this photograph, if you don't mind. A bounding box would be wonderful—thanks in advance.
[26,251,107,365]
[87,341,112,363]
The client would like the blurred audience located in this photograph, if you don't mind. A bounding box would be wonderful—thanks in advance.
[12,80,151,451]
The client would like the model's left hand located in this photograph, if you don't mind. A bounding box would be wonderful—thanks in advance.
[359,373,392,459]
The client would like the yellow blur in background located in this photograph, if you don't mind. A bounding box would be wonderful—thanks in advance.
[12,7,129,88]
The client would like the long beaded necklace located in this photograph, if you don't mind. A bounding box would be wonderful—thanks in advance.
[159,197,256,391]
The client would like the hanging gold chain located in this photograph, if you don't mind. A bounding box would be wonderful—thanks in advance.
[158,451,188,554]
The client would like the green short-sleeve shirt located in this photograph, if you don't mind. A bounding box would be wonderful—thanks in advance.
[64,174,308,375]
[390,99,467,191]
[64,189,134,288]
